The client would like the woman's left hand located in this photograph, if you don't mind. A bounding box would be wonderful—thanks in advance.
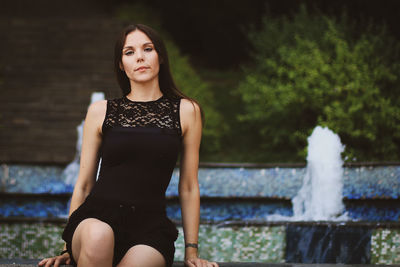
[184,257,219,267]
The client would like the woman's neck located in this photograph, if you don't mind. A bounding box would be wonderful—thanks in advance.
[127,80,162,101]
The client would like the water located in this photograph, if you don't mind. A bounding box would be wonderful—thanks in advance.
[62,92,104,186]
[292,126,348,221]
[268,126,348,221]
[268,126,356,263]
[285,224,371,263]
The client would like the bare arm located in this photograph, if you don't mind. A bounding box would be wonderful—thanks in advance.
[179,99,218,267]
[68,100,106,218]
[39,99,106,267]
[179,99,202,259]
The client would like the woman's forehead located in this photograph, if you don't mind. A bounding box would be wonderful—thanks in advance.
[124,30,152,47]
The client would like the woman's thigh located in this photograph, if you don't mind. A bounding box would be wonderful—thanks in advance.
[116,244,166,267]
[71,218,115,263]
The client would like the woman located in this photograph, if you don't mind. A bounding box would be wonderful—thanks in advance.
[39,24,218,267]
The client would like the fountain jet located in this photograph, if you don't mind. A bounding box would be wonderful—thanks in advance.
[292,126,348,221]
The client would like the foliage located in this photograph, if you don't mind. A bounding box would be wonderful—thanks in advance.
[236,5,400,162]
[115,3,226,156]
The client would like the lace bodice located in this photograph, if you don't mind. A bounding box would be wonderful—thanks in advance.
[102,95,182,136]
[92,94,183,205]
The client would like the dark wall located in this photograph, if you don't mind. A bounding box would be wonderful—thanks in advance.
[0,0,123,164]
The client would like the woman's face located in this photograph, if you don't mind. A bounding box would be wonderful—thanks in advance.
[120,30,160,85]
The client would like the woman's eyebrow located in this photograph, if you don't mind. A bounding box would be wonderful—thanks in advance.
[123,46,133,50]
[123,42,154,50]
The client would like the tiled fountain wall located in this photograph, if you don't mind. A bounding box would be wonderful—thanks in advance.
[1,222,399,264]
[0,164,399,264]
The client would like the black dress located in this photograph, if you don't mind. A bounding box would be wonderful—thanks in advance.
[62,94,182,266]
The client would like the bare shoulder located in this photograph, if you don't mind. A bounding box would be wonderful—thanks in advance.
[180,98,201,118]
[86,100,107,134]
[180,98,202,136]
[88,100,107,117]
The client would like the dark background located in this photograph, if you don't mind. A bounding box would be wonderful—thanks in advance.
[3,0,400,69]
[150,0,400,69]
[1,0,399,164]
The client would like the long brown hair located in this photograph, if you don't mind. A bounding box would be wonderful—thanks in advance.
[114,24,204,123]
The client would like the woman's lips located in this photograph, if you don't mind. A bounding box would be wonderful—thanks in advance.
[135,66,149,71]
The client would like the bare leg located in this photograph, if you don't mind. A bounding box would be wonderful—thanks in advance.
[72,218,115,267]
[116,244,166,267]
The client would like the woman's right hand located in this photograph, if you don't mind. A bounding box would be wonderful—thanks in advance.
[38,252,71,267]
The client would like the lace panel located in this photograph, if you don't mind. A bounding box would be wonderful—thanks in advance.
[103,96,182,135]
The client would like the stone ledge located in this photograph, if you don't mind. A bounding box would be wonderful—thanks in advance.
[0,259,277,266]
[1,260,400,267]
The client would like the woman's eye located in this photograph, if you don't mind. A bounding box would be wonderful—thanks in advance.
[125,51,133,55]
[144,47,153,52]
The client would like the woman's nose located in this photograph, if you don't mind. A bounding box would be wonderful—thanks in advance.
[135,51,144,61]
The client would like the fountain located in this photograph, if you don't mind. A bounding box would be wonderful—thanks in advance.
[262,126,388,263]
[267,126,348,222]
[1,113,399,264]
[292,126,348,221]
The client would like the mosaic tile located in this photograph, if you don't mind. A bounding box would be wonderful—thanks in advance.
[174,225,285,263]
[0,223,285,263]
[0,200,293,222]
[167,202,293,222]
[0,200,69,218]
[2,164,399,200]
[0,223,65,259]
[167,168,304,198]
[0,164,73,194]
[371,228,400,264]
[2,222,400,265]
[4,199,400,222]
[344,201,400,222]
[343,166,400,199]
[1,163,400,264]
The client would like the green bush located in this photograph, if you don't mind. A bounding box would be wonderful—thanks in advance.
[115,3,225,157]
[236,6,400,162]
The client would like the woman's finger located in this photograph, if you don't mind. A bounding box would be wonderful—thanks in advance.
[186,258,219,267]
[53,258,59,267]
[197,258,207,267]
[185,259,196,267]
[54,257,62,267]
[190,258,200,267]
[37,258,46,266]
[38,258,48,266]
[44,258,54,267]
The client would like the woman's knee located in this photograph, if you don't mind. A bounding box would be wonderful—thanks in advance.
[116,245,166,267]
[72,218,115,261]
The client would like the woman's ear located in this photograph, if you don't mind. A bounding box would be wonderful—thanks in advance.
[119,62,124,71]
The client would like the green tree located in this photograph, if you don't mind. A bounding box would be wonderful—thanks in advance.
[237,5,400,161]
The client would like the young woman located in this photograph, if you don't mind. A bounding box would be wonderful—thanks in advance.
[39,24,218,267]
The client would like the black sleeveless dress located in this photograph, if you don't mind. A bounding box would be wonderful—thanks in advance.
[62,94,182,267]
